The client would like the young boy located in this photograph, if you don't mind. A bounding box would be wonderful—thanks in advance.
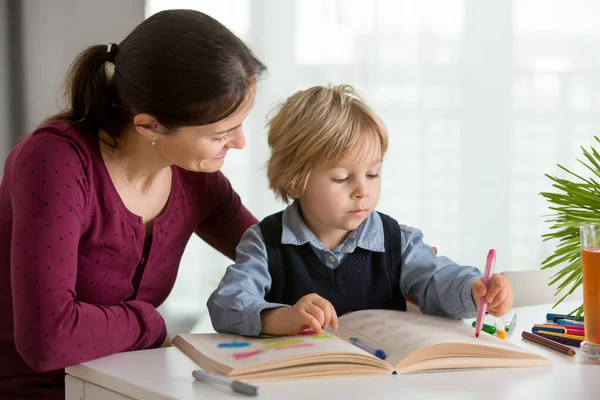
[207,85,513,336]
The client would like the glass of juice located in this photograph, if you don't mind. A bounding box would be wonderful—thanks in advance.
[579,224,600,363]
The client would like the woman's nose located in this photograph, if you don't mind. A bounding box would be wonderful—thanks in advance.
[227,128,246,150]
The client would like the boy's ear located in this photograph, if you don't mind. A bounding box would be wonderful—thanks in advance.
[289,176,309,200]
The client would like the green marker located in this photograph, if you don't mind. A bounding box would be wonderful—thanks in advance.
[471,321,496,335]
[504,313,517,333]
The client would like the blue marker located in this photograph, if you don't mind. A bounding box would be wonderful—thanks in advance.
[547,313,583,322]
[556,319,585,327]
[349,337,386,360]
[532,326,565,334]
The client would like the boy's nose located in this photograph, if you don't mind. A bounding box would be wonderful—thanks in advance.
[353,183,369,199]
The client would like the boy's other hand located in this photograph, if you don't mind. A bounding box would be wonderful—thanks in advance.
[472,273,513,316]
[291,293,339,334]
[260,293,339,336]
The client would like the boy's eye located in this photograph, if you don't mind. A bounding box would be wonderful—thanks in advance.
[332,177,349,183]
[367,174,380,179]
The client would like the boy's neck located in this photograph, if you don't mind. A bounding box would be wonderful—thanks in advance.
[317,230,352,251]
[297,205,352,251]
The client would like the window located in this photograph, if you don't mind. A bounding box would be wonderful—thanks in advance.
[146,0,600,332]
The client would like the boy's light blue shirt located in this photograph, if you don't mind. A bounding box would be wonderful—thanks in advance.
[207,201,482,336]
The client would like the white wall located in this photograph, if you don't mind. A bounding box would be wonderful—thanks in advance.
[19,0,145,135]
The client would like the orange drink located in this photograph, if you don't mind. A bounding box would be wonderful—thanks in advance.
[579,224,600,363]
[581,248,600,344]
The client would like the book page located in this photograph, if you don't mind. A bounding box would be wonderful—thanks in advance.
[175,330,390,375]
[335,310,541,368]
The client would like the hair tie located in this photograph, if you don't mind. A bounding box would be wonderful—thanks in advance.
[106,43,118,64]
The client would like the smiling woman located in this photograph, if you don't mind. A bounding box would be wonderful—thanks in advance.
[0,9,265,399]
[129,87,256,174]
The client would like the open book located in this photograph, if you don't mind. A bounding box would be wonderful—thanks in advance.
[172,310,551,381]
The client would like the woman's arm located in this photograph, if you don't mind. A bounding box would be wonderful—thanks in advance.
[194,171,258,260]
[9,133,166,372]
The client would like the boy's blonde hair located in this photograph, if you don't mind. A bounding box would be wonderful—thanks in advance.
[267,84,388,203]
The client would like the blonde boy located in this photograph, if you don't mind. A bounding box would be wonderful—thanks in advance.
[208,85,513,336]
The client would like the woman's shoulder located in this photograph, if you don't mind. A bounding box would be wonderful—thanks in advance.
[174,168,233,191]
[8,120,96,168]
[172,168,241,214]
[1,120,100,216]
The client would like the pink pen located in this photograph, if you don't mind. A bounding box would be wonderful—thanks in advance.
[475,249,496,338]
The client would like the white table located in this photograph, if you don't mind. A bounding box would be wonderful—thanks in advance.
[65,302,600,400]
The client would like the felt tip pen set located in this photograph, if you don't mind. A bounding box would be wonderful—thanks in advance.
[471,313,516,340]
[520,311,586,356]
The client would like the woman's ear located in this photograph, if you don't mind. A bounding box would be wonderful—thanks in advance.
[132,113,162,141]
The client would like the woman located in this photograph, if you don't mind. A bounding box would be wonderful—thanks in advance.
[0,9,265,398]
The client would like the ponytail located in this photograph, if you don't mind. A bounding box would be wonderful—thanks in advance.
[45,44,124,137]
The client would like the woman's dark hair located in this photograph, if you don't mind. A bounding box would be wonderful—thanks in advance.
[46,9,266,138]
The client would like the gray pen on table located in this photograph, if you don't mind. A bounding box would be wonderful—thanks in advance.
[192,369,259,396]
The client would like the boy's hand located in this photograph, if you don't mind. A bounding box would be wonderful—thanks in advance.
[260,293,339,336]
[472,273,513,316]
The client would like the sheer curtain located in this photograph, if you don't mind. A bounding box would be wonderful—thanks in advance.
[146,0,600,332]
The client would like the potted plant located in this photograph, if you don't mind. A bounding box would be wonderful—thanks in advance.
[539,137,600,316]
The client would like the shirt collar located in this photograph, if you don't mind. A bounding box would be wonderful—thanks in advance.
[281,200,385,253]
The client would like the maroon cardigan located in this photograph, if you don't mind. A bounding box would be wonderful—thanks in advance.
[0,120,256,398]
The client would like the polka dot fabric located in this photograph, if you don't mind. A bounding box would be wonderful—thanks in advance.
[0,120,257,398]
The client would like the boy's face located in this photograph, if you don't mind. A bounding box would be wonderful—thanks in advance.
[299,138,382,242]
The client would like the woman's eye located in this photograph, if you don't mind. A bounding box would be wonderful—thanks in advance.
[212,132,231,142]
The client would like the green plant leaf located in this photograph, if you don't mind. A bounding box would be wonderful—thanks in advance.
[540,140,600,313]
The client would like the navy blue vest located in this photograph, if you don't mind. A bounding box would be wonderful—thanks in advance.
[258,211,406,316]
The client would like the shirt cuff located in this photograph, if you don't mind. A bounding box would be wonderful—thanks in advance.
[129,300,167,350]
[458,275,482,318]
[246,302,290,336]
